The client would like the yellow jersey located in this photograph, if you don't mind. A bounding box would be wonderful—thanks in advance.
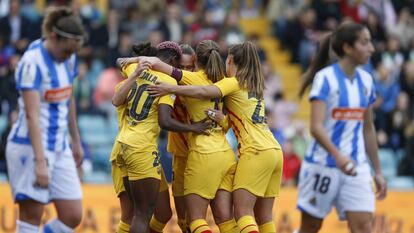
[178,70,232,153]
[214,77,281,154]
[116,64,177,152]
[167,96,190,157]
[109,81,127,161]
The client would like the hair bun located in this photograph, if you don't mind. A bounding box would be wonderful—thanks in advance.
[157,41,182,56]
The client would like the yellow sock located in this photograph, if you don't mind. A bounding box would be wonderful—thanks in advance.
[177,218,188,233]
[218,219,238,233]
[189,219,211,233]
[237,216,258,233]
[149,216,166,233]
[117,220,130,233]
[259,221,276,233]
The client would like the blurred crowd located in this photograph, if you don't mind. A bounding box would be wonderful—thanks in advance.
[0,0,414,186]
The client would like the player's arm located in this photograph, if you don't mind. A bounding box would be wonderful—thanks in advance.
[112,61,151,106]
[158,104,210,134]
[205,109,230,132]
[147,82,222,99]
[363,105,387,200]
[22,91,48,188]
[69,95,83,167]
[310,100,356,176]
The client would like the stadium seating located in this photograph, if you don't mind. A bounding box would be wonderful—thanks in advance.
[379,149,398,179]
[0,114,7,134]
[387,176,414,190]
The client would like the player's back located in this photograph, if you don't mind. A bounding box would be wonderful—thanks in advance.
[179,70,232,153]
[214,77,280,154]
[117,64,177,152]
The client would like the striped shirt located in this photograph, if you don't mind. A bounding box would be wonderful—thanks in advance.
[305,62,376,167]
[8,39,78,152]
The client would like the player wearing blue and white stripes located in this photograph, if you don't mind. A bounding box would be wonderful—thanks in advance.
[6,6,86,233]
[296,22,387,233]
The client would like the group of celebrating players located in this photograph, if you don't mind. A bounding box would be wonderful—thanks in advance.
[5,5,388,233]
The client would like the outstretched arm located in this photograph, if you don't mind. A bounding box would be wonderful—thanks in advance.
[147,81,222,99]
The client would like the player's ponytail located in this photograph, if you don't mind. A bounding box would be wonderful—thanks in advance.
[299,22,367,98]
[229,41,264,99]
[299,33,331,98]
[196,40,225,83]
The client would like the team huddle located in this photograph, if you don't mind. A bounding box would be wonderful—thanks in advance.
[5,5,387,233]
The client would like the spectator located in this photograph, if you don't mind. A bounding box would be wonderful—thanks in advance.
[0,0,33,53]
[389,7,414,50]
[282,138,301,186]
[0,109,18,175]
[158,3,186,42]
[389,92,411,149]
[373,61,400,143]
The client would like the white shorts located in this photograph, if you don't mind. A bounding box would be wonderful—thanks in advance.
[6,141,83,204]
[297,161,375,220]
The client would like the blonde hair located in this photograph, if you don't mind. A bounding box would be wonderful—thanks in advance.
[195,40,225,83]
[228,41,264,99]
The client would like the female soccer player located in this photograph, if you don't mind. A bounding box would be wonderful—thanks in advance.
[141,41,283,233]
[112,41,210,233]
[295,22,387,233]
[6,6,85,233]
[168,44,196,233]
[111,42,173,233]
[123,40,238,233]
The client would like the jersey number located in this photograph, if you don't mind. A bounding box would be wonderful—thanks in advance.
[128,83,155,121]
[313,174,331,194]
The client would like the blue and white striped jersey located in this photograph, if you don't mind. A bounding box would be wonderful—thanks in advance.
[8,39,78,152]
[305,62,376,167]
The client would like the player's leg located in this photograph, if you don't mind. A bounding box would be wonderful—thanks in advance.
[254,197,276,233]
[298,212,324,233]
[129,178,160,233]
[185,194,211,233]
[210,190,238,233]
[337,164,375,233]
[185,151,233,233]
[210,161,237,233]
[233,189,258,233]
[150,169,172,233]
[46,149,83,232]
[112,142,134,232]
[254,149,284,233]
[296,162,340,233]
[126,148,162,233]
[6,142,47,233]
[172,155,189,232]
[233,149,279,233]
[17,200,44,233]
[346,212,373,233]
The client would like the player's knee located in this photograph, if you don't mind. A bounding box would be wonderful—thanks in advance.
[212,207,233,224]
[351,220,372,233]
[61,209,83,228]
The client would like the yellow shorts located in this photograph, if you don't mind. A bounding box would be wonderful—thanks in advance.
[234,148,283,197]
[112,161,169,196]
[184,149,236,199]
[172,155,188,197]
[116,142,161,181]
[112,161,126,196]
